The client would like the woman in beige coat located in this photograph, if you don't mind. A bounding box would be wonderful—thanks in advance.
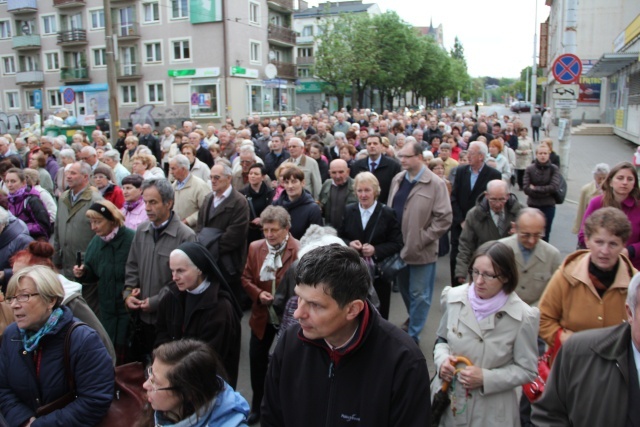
[433,241,539,427]
[514,127,533,191]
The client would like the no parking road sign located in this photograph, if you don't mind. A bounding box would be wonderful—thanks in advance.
[552,54,582,84]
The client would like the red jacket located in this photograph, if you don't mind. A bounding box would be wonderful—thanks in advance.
[103,184,125,209]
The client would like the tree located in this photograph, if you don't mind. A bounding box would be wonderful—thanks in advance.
[450,36,465,64]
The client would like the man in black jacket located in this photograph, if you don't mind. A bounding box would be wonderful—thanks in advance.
[449,141,501,286]
[138,124,161,163]
[350,134,401,204]
[262,244,430,427]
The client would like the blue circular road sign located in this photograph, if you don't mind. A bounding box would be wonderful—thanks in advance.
[552,54,582,84]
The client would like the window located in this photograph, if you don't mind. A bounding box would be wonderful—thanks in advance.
[25,90,38,109]
[44,52,60,71]
[93,48,106,67]
[297,67,310,78]
[190,82,219,117]
[117,7,135,36]
[249,1,260,25]
[90,9,105,30]
[6,91,19,109]
[62,13,83,31]
[144,42,162,63]
[146,82,164,103]
[19,55,39,72]
[0,20,12,39]
[47,89,62,108]
[250,41,261,64]
[142,2,160,24]
[41,15,58,35]
[270,15,282,26]
[172,39,190,61]
[121,84,137,104]
[17,20,35,36]
[1,56,15,75]
[302,25,313,37]
[173,82,189,103]
[298,47,313,57]
[171,0,188,19]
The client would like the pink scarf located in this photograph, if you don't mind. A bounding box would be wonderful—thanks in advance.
[468,283,509,321]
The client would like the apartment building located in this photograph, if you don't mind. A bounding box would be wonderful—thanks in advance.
[0,0,297,132]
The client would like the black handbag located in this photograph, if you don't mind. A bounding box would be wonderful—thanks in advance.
[378,252,406,280]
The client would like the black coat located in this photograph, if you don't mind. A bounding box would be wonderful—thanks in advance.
[240,182,275,245]
[155,282,242,387]
[196,145,214,168]
[138,133,161,162]
[338,202,403,262]
[273,191,322,240]
[264,151,290,181]
[350,155,402,204]
[450,164,501,225]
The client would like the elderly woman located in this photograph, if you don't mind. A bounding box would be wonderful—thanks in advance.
[181,144,211,183]
[539,207,635,348]
[122,135,141,172]
[155,242,242,388]
[4,168,51,241]
[578,162,640,269]
[159,127,175,174]
[0,266,114,426]
[0,207,32,290]
[514,127,533,191]
[272,166,322,240]
[23,168,57,226]
[338,172,403,320]
[572,163,610,234]
[72,200,134,365]
[240,163,275,246]
[131,153,164,180]
[523,144,560,242]
[139,339,249,427]
[339,144,357,169]
[433,241,539,426]
[120,174,148,230]
[27,151,54,196]
[94,165,125,209]
[55,148,76,197]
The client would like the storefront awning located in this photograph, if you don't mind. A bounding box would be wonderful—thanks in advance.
[586,52,639,77]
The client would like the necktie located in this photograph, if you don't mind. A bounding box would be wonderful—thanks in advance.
[370,162,377,172]
[497,211,506,236]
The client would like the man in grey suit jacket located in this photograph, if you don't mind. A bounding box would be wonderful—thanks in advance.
[499,208,562,306]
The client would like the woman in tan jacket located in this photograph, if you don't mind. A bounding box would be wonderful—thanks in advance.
[539,207,637,347]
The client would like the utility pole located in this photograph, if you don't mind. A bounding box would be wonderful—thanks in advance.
[103,0,119,136]
[525,67,530,102]
[530,0,538,109]
[558,0,577,177]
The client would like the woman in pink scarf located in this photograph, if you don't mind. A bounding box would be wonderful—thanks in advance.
[432,241,540,426]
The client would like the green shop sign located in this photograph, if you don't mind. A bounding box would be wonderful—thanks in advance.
[168,68,220,78]
[297,81,326,94]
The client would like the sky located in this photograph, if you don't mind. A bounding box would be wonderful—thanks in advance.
[304,0,551,78]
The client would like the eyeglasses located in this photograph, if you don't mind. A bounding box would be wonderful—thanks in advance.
[487,198,507,203]
[146,367,177,393]
[5,293,39,304]
[518,232,544,239]
[469,269,500,281]
[210,175,223,181]
[398,154,416,159]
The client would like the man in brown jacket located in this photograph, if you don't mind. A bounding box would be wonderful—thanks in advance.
[241,206,299,425]
[388,141,452,343]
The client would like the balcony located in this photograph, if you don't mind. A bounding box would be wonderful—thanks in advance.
[60,66,90,83]
[53,0,85,8]
[7,0,38,14]
[12,34,41,50]
[116,61,142,80]
[16,70,44,85]
[296,35,314,45]
[113,22,140,41]
[296,56,314,65]
[267,0,293,12]
[270,60,296,79]
[57,29,87,47]
[268,24,296,46]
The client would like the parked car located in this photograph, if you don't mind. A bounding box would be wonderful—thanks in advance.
[510,101,531,113]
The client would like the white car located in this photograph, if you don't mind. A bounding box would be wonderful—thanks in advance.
[455,101,465,107]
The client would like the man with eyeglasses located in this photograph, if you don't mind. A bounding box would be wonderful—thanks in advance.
[197,163,250,310]
[450,141,501,286]
[232,147,269,191]
[455,180,523,283]
[388,141,452,344]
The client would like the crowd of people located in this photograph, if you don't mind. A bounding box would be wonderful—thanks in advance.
[0,106,637,426]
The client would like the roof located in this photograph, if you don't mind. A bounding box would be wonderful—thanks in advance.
[294,1,374,18]
[586,52,639,77]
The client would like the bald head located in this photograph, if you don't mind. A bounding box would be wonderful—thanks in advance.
[329,159,350,186]
[516,208,546,250]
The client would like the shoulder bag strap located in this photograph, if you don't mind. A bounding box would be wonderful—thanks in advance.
[63,322,87,392]
[366,205,384,244]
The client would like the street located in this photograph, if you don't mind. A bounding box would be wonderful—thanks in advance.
[232,105,638,409]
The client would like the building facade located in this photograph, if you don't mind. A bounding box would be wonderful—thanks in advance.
[0,0,298,133]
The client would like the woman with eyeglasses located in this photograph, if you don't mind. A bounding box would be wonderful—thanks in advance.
[539,207,636,350]
[139,339,249,427]
[432,241,539,426]
[0,265,114,427]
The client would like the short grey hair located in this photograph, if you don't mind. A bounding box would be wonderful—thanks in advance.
[239,146,257,158]
[219,163,233,177]
[141,178,174,204]
[260,205,291,229]
[103,149,121,162]
[172,154,190,170]
[334,132,346,139]
[469,141,488,160]
[289,137,304,148]
[81,146,97,156]
[0,207,9,226]
[628,272,640,315]
[593,163,610,177]
[75,161,92,177]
